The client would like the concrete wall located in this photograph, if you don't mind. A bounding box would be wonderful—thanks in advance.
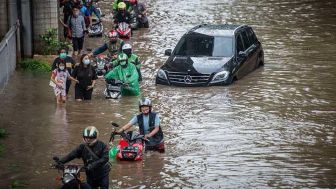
[32,0,59,54]
[0,0,8,39]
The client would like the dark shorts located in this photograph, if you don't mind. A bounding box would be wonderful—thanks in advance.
[75,84,93,100]
[72,37,84,51]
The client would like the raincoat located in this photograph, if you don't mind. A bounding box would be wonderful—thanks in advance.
[104,63,140,96]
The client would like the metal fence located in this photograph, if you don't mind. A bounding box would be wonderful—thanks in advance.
[0,23,19,93]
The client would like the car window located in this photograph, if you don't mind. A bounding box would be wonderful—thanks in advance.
[247,28,257,44]
[241,31,251,50]
[174,33,233,57]
[236,34,244,53]
[213,37,233,57]
[174,34,214,56]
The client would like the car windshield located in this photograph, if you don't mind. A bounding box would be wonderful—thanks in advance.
[173,33,233,57]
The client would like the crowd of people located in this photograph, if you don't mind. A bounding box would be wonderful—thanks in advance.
[51,1,163,189]
[53,0,148,102]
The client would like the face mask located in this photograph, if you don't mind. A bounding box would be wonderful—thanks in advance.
[59,52,67,59]
[123,50,132,57]
[83,59,91,65]
[59,66,65,70]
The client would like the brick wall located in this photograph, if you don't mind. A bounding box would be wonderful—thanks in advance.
[33,0,59,54]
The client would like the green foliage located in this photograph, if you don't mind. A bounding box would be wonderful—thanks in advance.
[0,128,7,138]
[40,28,71,55]
[11,180,27,188]
[19,59,51,73]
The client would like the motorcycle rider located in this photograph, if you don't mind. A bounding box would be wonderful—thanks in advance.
[80,0,101,27]
[111,43,142,81]
[112,0,131,14]
[116,98,165,152]
[104,53,140,96]
[90,30,124,60]
[129,0,149,28]
[56,126,110,189]
[113,2,132,27]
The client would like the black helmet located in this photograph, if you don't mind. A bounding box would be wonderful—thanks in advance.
[139,97,152,112]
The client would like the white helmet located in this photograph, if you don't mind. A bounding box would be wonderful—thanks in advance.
[122,44,132,56]
[122,43,132,51]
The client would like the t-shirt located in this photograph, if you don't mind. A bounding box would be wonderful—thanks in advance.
[52,69,70,89]
[72,65,97,89]
[129,114,160,134]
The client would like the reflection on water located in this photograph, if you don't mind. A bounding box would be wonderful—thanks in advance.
[0,0,336,188]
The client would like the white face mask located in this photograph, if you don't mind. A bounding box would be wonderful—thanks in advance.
[83,59,90,65]
[59,66,65,70]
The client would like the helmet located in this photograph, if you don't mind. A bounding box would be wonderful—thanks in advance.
[107,30,118,42]
[122,44,132,56]
[118,53,128,67]
[83,126,99,146]
[83,126,99,139]
[122,43,132,51]
[129,0,137,5]
[139,97,152,112]
[118,2,126,10]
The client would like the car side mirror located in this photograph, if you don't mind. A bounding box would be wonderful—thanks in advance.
[164,49,172,56]
[238,51,247,58]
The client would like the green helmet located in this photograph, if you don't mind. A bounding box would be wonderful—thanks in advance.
[118,53,128,66]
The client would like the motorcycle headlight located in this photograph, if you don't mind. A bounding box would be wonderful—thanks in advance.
[63,174,75,184]
[211,71,230,83]
[157,69,167,80]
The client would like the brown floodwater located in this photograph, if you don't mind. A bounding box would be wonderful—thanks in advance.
[1,0,336,188]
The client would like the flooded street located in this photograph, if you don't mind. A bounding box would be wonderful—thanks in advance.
[1,0,336,188]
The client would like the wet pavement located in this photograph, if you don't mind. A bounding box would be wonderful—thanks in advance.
[1,0,336,188]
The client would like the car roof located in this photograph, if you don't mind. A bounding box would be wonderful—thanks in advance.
[188,24,245,37]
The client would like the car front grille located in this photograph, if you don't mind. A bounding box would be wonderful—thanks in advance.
[167,71,211,85]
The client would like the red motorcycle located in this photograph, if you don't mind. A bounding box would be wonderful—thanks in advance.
[116,22,132,40]
[109,123,147,161]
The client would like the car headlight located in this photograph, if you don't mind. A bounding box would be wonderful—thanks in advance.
[157,69,167,80]
[211,71,230,83]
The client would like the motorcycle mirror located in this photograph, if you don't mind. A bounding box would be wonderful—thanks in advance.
[111,122,120,127]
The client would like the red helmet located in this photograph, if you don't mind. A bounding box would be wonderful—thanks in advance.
[129,0,137,4]
[107,30,118,42]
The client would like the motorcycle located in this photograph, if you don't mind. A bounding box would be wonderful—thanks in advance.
[104,79,124,99]
[131,13,149,30]
[93,54,111,77]
[116,22,132,40]
[88,8,104,37]
[51,157,90,189]
[109,122,147,161]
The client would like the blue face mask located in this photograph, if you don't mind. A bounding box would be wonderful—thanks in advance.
[59,52,67,59]
[83,59,91,65]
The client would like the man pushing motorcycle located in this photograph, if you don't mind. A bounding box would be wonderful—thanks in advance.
[115,98,165,152]
[104,53,140,96]
[55,126,110,189]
